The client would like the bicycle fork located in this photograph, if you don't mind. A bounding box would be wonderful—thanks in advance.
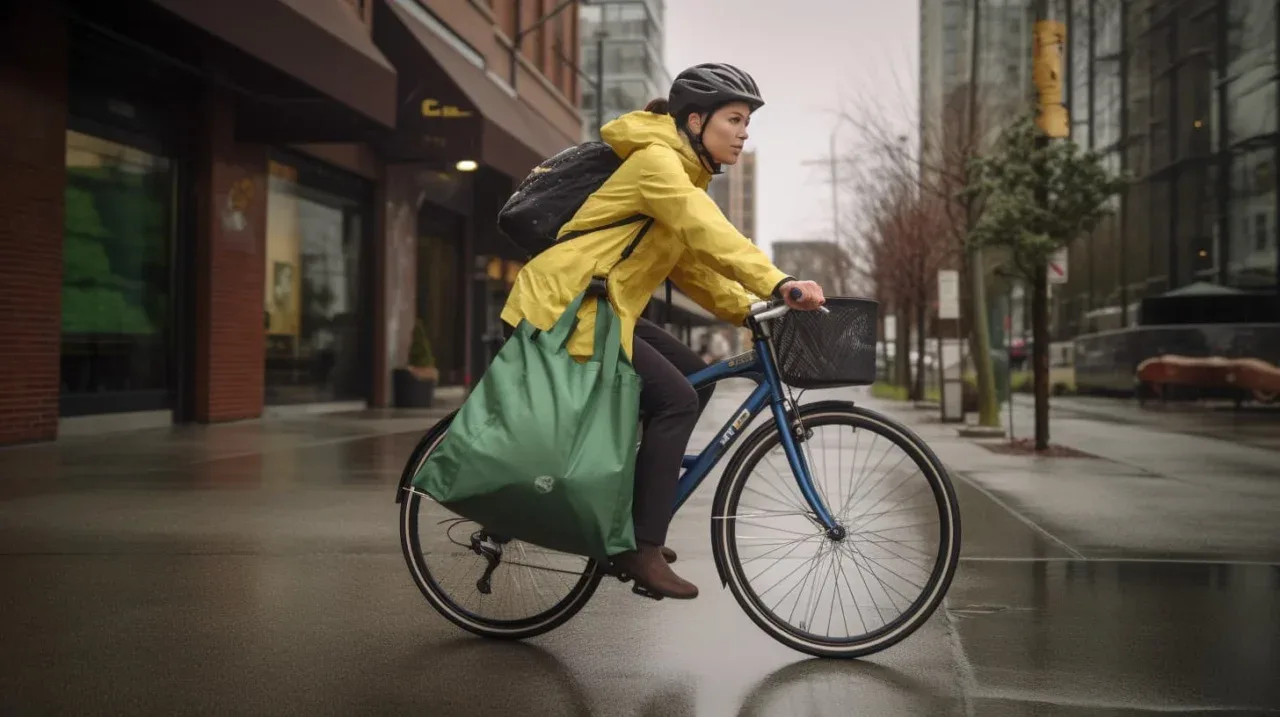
[769,399,845,540]
[757,340,844,540]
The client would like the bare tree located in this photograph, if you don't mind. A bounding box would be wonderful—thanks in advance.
[838,77,1025,423]
[845,146,952,401]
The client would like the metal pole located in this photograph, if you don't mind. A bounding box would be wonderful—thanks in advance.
[510,0,522,92]
[962,0,987,426]
[1008,287,1015,440]
[594,33,605,139]
[1031,0,1052,449]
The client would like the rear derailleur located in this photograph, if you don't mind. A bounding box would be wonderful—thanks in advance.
[470,529,511,595]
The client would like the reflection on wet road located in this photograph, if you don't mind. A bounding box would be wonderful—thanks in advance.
[0,389,1277,715]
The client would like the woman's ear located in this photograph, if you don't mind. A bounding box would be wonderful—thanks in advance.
[685,112,704,135]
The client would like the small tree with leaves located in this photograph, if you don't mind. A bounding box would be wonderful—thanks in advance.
[406,318,439,382]
[964,114,1128,450]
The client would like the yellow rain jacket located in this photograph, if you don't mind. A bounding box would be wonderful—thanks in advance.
[500,110,793,361]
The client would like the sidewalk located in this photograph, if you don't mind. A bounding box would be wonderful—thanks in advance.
[1012,393,1280,452]
[0,402,459,501]
[856,390,1280,564]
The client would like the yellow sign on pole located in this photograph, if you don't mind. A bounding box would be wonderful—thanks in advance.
[1033,20,1069,138]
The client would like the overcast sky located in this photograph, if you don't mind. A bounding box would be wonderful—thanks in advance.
[662,0,919,260]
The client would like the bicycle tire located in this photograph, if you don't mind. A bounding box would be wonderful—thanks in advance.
[710,403,961,659]
[399,414,604,640]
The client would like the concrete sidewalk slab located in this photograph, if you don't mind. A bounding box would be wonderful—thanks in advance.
[861,391,1280,563]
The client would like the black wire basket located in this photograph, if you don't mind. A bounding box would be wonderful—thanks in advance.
[771,297,880,389]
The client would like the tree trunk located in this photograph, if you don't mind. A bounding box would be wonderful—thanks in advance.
[914,301,928,401]
[1032,262,1051,450]
[963,241,1000,426]
[895,305,913,394]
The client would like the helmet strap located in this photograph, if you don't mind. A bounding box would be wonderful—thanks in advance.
[685,114,723,176]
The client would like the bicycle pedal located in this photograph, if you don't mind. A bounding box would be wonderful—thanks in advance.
[631,585,664,601]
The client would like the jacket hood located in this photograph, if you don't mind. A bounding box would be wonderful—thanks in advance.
[600,111,711,186]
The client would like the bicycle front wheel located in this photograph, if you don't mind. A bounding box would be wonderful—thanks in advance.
[711,404,960,659]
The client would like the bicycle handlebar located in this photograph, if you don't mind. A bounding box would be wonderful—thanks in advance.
[748,288,830,323]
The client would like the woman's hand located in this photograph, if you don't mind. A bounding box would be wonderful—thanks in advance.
[780,280,826,311]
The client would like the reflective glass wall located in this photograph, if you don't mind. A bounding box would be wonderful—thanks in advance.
[61,130,175,415]
[263,158,371,405]
[1056,0,1278,338]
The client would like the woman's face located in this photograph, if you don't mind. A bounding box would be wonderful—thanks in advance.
[686,101,752,166]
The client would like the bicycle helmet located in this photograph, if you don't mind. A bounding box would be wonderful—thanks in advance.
[667,63,764,174]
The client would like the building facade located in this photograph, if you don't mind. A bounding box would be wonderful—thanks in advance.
[0,0,580,446]
[578,0,671,139]
[1054,0,1278,339]
[919,0,1036,184]
[773,241,856,297]
[707,150,757,242]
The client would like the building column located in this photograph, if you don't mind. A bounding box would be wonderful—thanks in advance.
[378,164,422,407]
[192,88,267,422]
[0,5,68,445]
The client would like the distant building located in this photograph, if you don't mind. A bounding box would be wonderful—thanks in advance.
[578,0,672,140]
[707,150,757,242]
[919,0,1035,167]
[772,240,855,296]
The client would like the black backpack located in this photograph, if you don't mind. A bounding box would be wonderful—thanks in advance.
[497,141,651,259]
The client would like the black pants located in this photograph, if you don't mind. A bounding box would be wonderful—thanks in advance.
[631,318,716,546]
[503,316,714,547]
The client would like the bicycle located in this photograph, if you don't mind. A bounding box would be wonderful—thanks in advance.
[395,290,961,659]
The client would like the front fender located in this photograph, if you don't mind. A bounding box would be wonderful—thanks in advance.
[708,399,858,587]
[393,410,458,504]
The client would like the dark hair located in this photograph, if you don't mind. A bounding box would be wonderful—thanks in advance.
[643,98,669,114]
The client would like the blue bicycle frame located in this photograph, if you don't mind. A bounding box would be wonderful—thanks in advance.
[672,336,839,532]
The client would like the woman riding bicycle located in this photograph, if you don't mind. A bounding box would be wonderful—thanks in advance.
[500,63,826,600]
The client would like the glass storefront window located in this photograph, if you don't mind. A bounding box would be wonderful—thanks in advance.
[1069,0,1091,144]
[1224,1,1278,288]
[61,130,173,414]
[1225,1,1277,145]
[1226,147,1277,288]
[264,160,368,404]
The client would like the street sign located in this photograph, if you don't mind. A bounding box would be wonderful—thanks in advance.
[937,270,960,320]
[1048,247,1068,284]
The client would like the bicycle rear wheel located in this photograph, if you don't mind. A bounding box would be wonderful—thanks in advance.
[711,403,960,658]
[399,414,603,640]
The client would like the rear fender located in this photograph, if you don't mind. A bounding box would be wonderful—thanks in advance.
[394,410,459,504]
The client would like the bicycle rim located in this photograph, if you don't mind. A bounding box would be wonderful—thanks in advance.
[713,405,961,658]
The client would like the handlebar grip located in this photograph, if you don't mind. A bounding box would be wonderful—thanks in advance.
[789,287,803,301]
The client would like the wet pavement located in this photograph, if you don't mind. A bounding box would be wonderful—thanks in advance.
[1012,393,1280,453]
[1,384,1278,715]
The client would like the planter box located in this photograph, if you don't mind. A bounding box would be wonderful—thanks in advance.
[393,367,437,408]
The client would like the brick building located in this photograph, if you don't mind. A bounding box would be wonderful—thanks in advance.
[0,0,580,445]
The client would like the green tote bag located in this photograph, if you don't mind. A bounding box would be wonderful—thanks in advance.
[411,290,641,560]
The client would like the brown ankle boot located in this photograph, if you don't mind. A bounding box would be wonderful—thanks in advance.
[613,543,698,599]
[660,546,677,564]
